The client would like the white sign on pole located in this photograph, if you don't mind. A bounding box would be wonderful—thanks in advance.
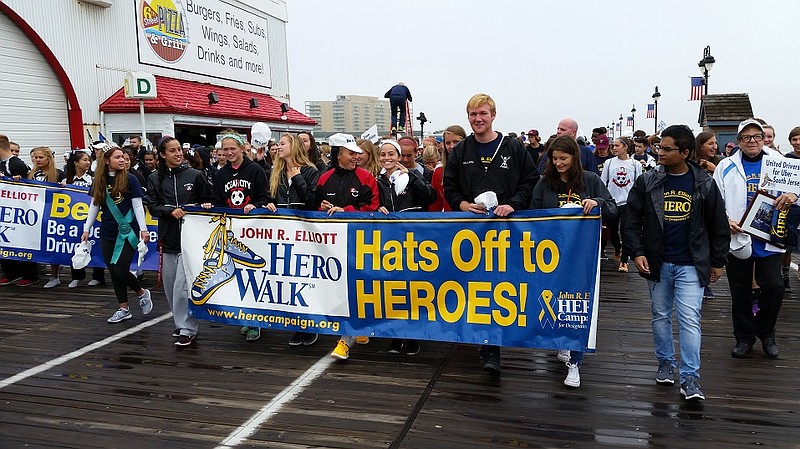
[135,0,272,88]
[759,155,800,194]
[124,72,158,99]
[361,124,379,143]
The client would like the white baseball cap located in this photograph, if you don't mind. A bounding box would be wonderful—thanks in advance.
[251,122,272,148]
[329,133,362,153]
[737,119,764,137]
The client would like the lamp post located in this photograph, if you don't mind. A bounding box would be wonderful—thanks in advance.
[698,45,715,95]
[630,104,636,132]
[618,114,623,137]
[652,86,661,134]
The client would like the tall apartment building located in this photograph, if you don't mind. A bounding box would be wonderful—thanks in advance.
[305,95,390,136]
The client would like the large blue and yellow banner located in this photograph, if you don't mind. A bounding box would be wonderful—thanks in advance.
[0,178,159,270]
[182,207,602,351]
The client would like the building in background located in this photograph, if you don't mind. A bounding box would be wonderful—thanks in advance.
[0,0,313,157]
[697,93,753,150]
[305,95,390,139]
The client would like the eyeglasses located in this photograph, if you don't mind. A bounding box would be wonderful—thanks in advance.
[739,134,764,143]
[654,145,681,152]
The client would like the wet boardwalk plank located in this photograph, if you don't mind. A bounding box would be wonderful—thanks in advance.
[0,259,799,448]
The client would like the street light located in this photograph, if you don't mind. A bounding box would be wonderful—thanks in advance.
[698,45,715,95]
[618,114,623,137]
[630,104,636,132]
[652,86,661,134]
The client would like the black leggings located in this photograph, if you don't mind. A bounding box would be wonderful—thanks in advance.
[100,238,141,305]
[607,204,628,262]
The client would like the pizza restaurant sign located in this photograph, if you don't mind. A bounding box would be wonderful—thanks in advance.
[135,0,273,88]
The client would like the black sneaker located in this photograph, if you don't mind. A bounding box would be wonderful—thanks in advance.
[288,332,304,346]
[783,275,792,293]
[172,329,182,338]
[387,339,404,354]
[731,341,753,358]
[702,286,715,299]
[405,340,421,356]
[302,333,319,346]
[655,360,675,385]
[761,337,779,358]
[174,335,195,347]
[680,375,705,400]
[480,346,501,374]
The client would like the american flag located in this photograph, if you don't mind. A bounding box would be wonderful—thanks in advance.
[616,122,621,132]
[646,104,655,118]
[690,77,704,101]
[626,116,633,127]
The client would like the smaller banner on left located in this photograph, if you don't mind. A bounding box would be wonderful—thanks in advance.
[0,178,158,270]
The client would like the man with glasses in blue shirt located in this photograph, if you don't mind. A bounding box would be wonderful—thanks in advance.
[713,119,799,360]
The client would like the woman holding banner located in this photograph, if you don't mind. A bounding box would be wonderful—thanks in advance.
[530,135,617,388]
[203,130,271,342]
[265,133,320,346]
[29,147,65,289]
[81,144,153,323]
[317,133,380,360]
[147,136,211,346]
[376,139,435,355]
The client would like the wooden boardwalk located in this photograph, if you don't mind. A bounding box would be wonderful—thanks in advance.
[1,258,799,449]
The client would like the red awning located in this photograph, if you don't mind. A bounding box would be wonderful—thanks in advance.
[99,75,315,126]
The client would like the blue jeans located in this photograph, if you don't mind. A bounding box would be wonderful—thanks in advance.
[648,262,704,383]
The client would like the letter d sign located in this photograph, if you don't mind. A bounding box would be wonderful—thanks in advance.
[124,72,157,99]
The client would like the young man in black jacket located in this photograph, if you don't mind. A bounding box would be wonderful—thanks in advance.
[624,124,729,401]
[442,93,537,374]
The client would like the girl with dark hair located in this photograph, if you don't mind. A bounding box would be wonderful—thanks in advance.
[185,145,217,185]
[601,137,643,272]
[376,139,435,355]
[63,149,106,288]
[146,137,211,346]
[694,132,720,174]
[265,133,321,346]
[81,145,153,323]
[530,135,617,388]
[121,146,148,192]
[298,131,327,173]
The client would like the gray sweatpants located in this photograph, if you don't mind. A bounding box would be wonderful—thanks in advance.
[161,252,198,337]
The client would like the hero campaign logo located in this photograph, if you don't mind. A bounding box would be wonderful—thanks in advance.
[140,0,189,62]
[537,289,590,330]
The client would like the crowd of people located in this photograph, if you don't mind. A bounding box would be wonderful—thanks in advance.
[1,92,799,402]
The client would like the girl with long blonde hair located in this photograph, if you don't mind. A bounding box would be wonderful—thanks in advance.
[266,133,320,346]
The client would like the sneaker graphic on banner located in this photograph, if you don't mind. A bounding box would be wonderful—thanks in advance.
[203,214,266,268]
[191,256,236,305]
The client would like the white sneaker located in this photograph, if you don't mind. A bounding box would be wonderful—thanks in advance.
[138,289,153,315]
[564,362,581,388]
[107,308,132,323]
[43,277,60,289]
[557,350,571,363]
[87,279,102,286]
[68,280,80,289]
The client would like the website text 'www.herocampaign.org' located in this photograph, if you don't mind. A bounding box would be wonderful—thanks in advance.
[205,307,341,332]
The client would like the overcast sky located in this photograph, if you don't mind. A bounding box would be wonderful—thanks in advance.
[285,0,799,149]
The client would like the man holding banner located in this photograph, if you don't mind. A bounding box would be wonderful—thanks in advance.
[625,124,729,401]
[443,93,537,373]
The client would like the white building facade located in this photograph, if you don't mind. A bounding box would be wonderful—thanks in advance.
[0,0,312,156]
